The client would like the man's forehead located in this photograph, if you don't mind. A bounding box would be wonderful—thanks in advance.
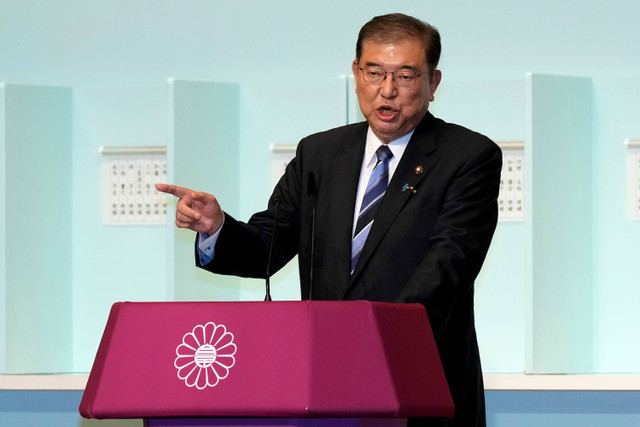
[361,37,426,52]
[359,39,428,66]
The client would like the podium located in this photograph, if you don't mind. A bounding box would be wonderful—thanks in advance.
[80,300,454,426]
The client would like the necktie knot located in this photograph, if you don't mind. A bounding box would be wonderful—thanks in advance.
[375,145,393,165]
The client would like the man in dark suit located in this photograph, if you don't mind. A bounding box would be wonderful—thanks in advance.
[158,13,501,427]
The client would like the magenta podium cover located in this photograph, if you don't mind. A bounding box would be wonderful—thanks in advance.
[80,300,453,419]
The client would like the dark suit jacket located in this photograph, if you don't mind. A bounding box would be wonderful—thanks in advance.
[200,111,502,427]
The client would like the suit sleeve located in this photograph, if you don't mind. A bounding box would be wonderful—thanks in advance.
[196,141,305,278]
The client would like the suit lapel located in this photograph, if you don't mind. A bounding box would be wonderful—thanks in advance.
[325,124,368,289]
[347,113,439,284]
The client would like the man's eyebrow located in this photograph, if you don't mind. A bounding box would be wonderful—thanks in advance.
[362,61,422,71]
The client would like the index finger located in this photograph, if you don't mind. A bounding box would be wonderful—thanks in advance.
[191,191,218,205]
[155,183,193,199]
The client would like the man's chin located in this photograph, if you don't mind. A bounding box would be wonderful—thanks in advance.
[369,122,406,143]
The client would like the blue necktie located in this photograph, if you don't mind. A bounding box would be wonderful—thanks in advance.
[351,145,393,274]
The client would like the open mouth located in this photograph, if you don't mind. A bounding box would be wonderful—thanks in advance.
[377,106,397,120]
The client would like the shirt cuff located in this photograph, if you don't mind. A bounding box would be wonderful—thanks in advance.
[197,215,224,265]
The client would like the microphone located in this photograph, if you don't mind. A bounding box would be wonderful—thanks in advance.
[264,195,280,302]
[307,173,317,300]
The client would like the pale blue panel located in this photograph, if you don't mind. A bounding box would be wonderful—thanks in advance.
[591,77,640,372]
[2,84,73,373]
[0,85,6,372]
[430,79,525,142]
[525,74,593,373]
[476,223,526,373]
[71,85,171,372]
[237,81,348,216]
[168,80,242,301]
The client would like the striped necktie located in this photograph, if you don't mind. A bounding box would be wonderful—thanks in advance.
[351,145,393,274]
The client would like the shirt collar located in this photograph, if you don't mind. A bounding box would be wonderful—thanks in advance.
[364,127,415,167]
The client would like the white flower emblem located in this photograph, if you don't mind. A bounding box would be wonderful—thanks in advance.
[174,322,237,389]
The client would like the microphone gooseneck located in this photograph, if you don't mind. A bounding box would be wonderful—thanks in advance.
[308,173,317,300]
[264,195,280,302]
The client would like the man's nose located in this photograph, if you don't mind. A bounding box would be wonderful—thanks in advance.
[379,73,398,97]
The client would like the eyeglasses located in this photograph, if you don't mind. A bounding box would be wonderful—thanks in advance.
[357,64,430,88]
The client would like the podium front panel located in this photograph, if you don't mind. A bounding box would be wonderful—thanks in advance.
[80,300,453,419]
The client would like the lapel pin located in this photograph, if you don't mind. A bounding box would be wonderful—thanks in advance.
[415,165,424,175]
[402,183,417,194]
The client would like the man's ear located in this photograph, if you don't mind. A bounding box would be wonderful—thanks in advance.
[351,60,360,78]
[429,69,442,99]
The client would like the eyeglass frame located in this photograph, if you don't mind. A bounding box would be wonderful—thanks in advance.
[356,62,432,88]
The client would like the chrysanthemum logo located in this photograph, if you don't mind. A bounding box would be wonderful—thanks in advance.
[174,322,237,389]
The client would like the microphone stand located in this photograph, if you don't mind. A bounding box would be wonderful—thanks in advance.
[308,173,317,300]
[264,196,280,301]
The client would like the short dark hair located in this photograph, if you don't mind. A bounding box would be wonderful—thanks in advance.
[355,13,441,70]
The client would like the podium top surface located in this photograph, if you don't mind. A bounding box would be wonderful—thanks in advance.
[80,300,453,419]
